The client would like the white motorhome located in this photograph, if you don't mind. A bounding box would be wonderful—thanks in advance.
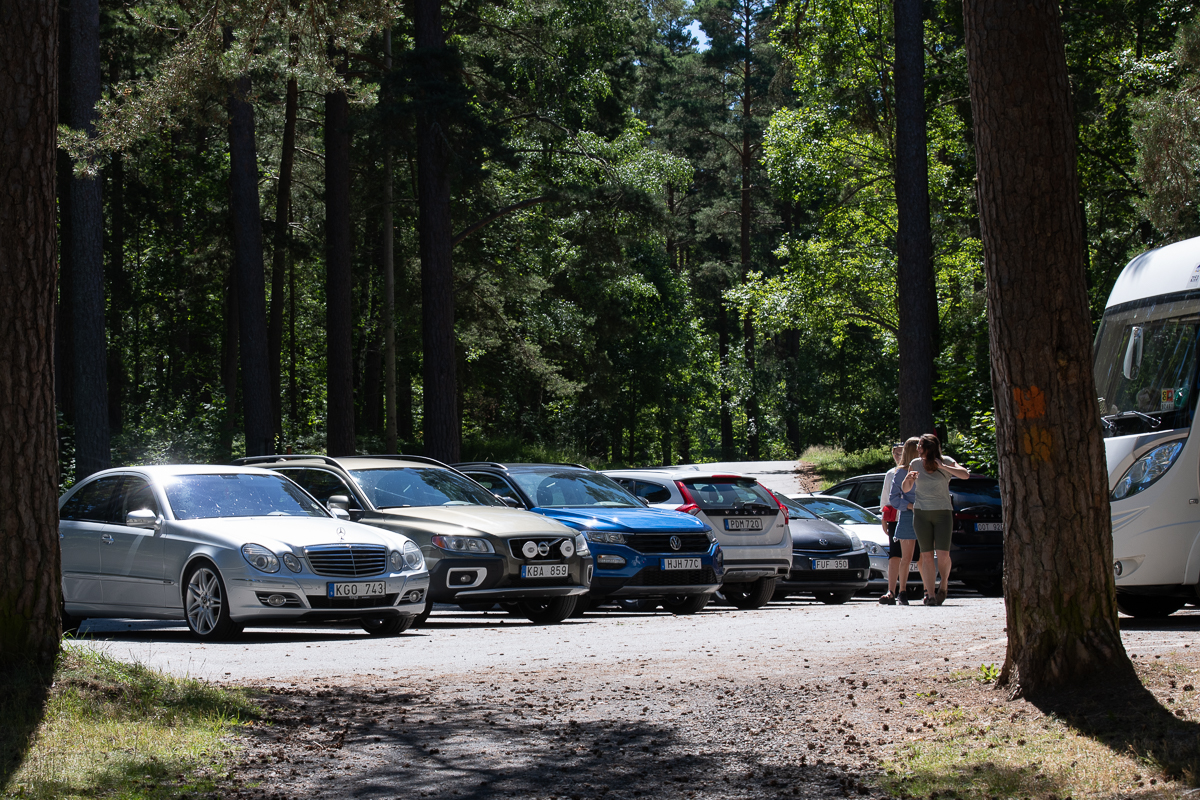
[1096,235,1200,617]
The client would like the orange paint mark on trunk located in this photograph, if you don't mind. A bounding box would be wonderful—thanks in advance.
[1013,386,1045,420]
[1022,425,1052,464]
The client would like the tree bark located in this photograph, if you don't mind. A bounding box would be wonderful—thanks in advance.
[894,0,937,440]
[218,268,240,464]
[268,61,298,447]
[740,11,759,461]
[325,82,355,456]
[963,0,1132,695]
[383,29,399,454]
[0,0,63,663]
[718,298,734,459]
[69,0,110,479]
[414,0,459,463]
[228,67,274,458]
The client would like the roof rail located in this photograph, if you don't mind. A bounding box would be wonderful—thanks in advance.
[551,462,590,470]
[346,454,479,478]
[231,454,342,468]
[452,461,510,470]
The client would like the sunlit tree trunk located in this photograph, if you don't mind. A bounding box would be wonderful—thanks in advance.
[0,0,63,663]
[269,48,298,448]
[963,0,1133,695]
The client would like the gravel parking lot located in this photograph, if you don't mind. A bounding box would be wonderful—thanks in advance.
[68,597,1200,800]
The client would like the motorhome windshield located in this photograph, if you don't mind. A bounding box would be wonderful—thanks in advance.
[1094,294,1200,436]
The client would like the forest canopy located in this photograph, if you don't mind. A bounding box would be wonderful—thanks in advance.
[53,0,1195,482]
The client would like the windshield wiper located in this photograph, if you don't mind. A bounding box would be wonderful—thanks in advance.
[1102,409,1161,429]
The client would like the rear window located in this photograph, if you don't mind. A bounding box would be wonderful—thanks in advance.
[683,478,776,510]
[950,479,1002,511]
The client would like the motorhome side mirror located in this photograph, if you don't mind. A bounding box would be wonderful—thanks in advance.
[1123,326,1144,379]
[126,508,159,529]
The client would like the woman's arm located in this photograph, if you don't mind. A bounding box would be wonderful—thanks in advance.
[901,469,917,491]
[939,459,970,479]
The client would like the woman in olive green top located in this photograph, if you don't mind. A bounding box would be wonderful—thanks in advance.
[901,433,970,605]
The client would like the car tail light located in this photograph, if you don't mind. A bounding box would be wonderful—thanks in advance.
[674,482,701,515]
[766,489,789,524]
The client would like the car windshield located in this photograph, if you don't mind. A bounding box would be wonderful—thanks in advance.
[797,497,877,524]
[1094,295,1200,435]
[773,493,818,519]
[349,468,502,508]
[510,471,639,508]
[683,478,776,510]
[163,473,328,520]
[949,479,1002,511]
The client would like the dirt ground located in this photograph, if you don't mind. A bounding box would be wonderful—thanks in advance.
[217,607,1200,800]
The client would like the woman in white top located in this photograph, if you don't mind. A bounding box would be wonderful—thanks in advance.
[901,433,970,605]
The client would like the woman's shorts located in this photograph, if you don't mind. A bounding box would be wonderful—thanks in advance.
[895,509,916,541]
[913,509,953,552]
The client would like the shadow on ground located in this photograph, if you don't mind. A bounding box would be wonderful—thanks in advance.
[0,660,54,789]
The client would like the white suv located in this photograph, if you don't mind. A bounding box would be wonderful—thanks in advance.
[602,469,791,609]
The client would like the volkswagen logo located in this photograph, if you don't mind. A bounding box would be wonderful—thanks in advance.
[818,537,828,546]
[537,541,550,557]
[669,535,682,551]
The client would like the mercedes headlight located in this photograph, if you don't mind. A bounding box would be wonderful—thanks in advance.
[242,543,280,573]
[402,539,426,570]
[282,552,302,573]
[1112,441,1184,501]
[430,535,493,554]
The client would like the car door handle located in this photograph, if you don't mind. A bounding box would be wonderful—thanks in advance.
[101,533,114,544]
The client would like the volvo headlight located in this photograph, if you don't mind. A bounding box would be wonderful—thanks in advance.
[575,533,590,556]
[430,535,493,554]
[282,552,302,573]
[402,539,426,570]
[1112,441,1184,501]
[242,543,280,573]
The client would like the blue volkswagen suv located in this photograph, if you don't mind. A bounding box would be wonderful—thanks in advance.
[455,463,722,614]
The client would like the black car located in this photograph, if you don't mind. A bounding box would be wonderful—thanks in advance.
[771,493,870,604]
[824,472,1004,596]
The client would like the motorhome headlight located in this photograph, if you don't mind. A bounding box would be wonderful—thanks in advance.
[402,539,426,570]
[1112,441,1184,501]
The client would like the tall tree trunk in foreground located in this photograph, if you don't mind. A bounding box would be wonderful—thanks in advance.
[414,0,460,463]
[964,0,1131,695]
[268,61,298,447]
[894,0,937,440]
[325,80,356,457]
[228,65,274,458]
[69,0,110,479]
[383,29,399,454]
[0,0,62,662]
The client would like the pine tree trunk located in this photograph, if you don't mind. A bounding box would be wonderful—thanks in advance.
[894,0,937,440]
[69,0,110,479]
[414,0,459,463]
[0,0,63,664]
[268,67,298,446]
[383,30,399,454]
[963,0,1132,695]
[106,151,126,435]
[228,69,274,458]
[718,298,734,459]
[325,85,356,456]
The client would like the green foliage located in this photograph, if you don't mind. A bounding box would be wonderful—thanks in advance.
[977,662,1000,683]
[802,444,895,488]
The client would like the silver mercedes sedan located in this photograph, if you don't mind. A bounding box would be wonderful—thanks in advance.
[59,465,430,640]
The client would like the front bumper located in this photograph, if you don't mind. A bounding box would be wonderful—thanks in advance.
[226,569,430,623]
[777,549,870,594]
[427,551,591,603]
[586,541,723,598]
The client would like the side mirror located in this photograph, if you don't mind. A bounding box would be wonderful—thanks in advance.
[329,506,351,520]
[1123,326,1143,379]
[327,495,352,519]
[126,509,160,529]
[497,495,522,508]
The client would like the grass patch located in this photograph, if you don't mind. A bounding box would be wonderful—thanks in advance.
[877,660,1200,799]
[2,647,258,799]
[800,445,894,489]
